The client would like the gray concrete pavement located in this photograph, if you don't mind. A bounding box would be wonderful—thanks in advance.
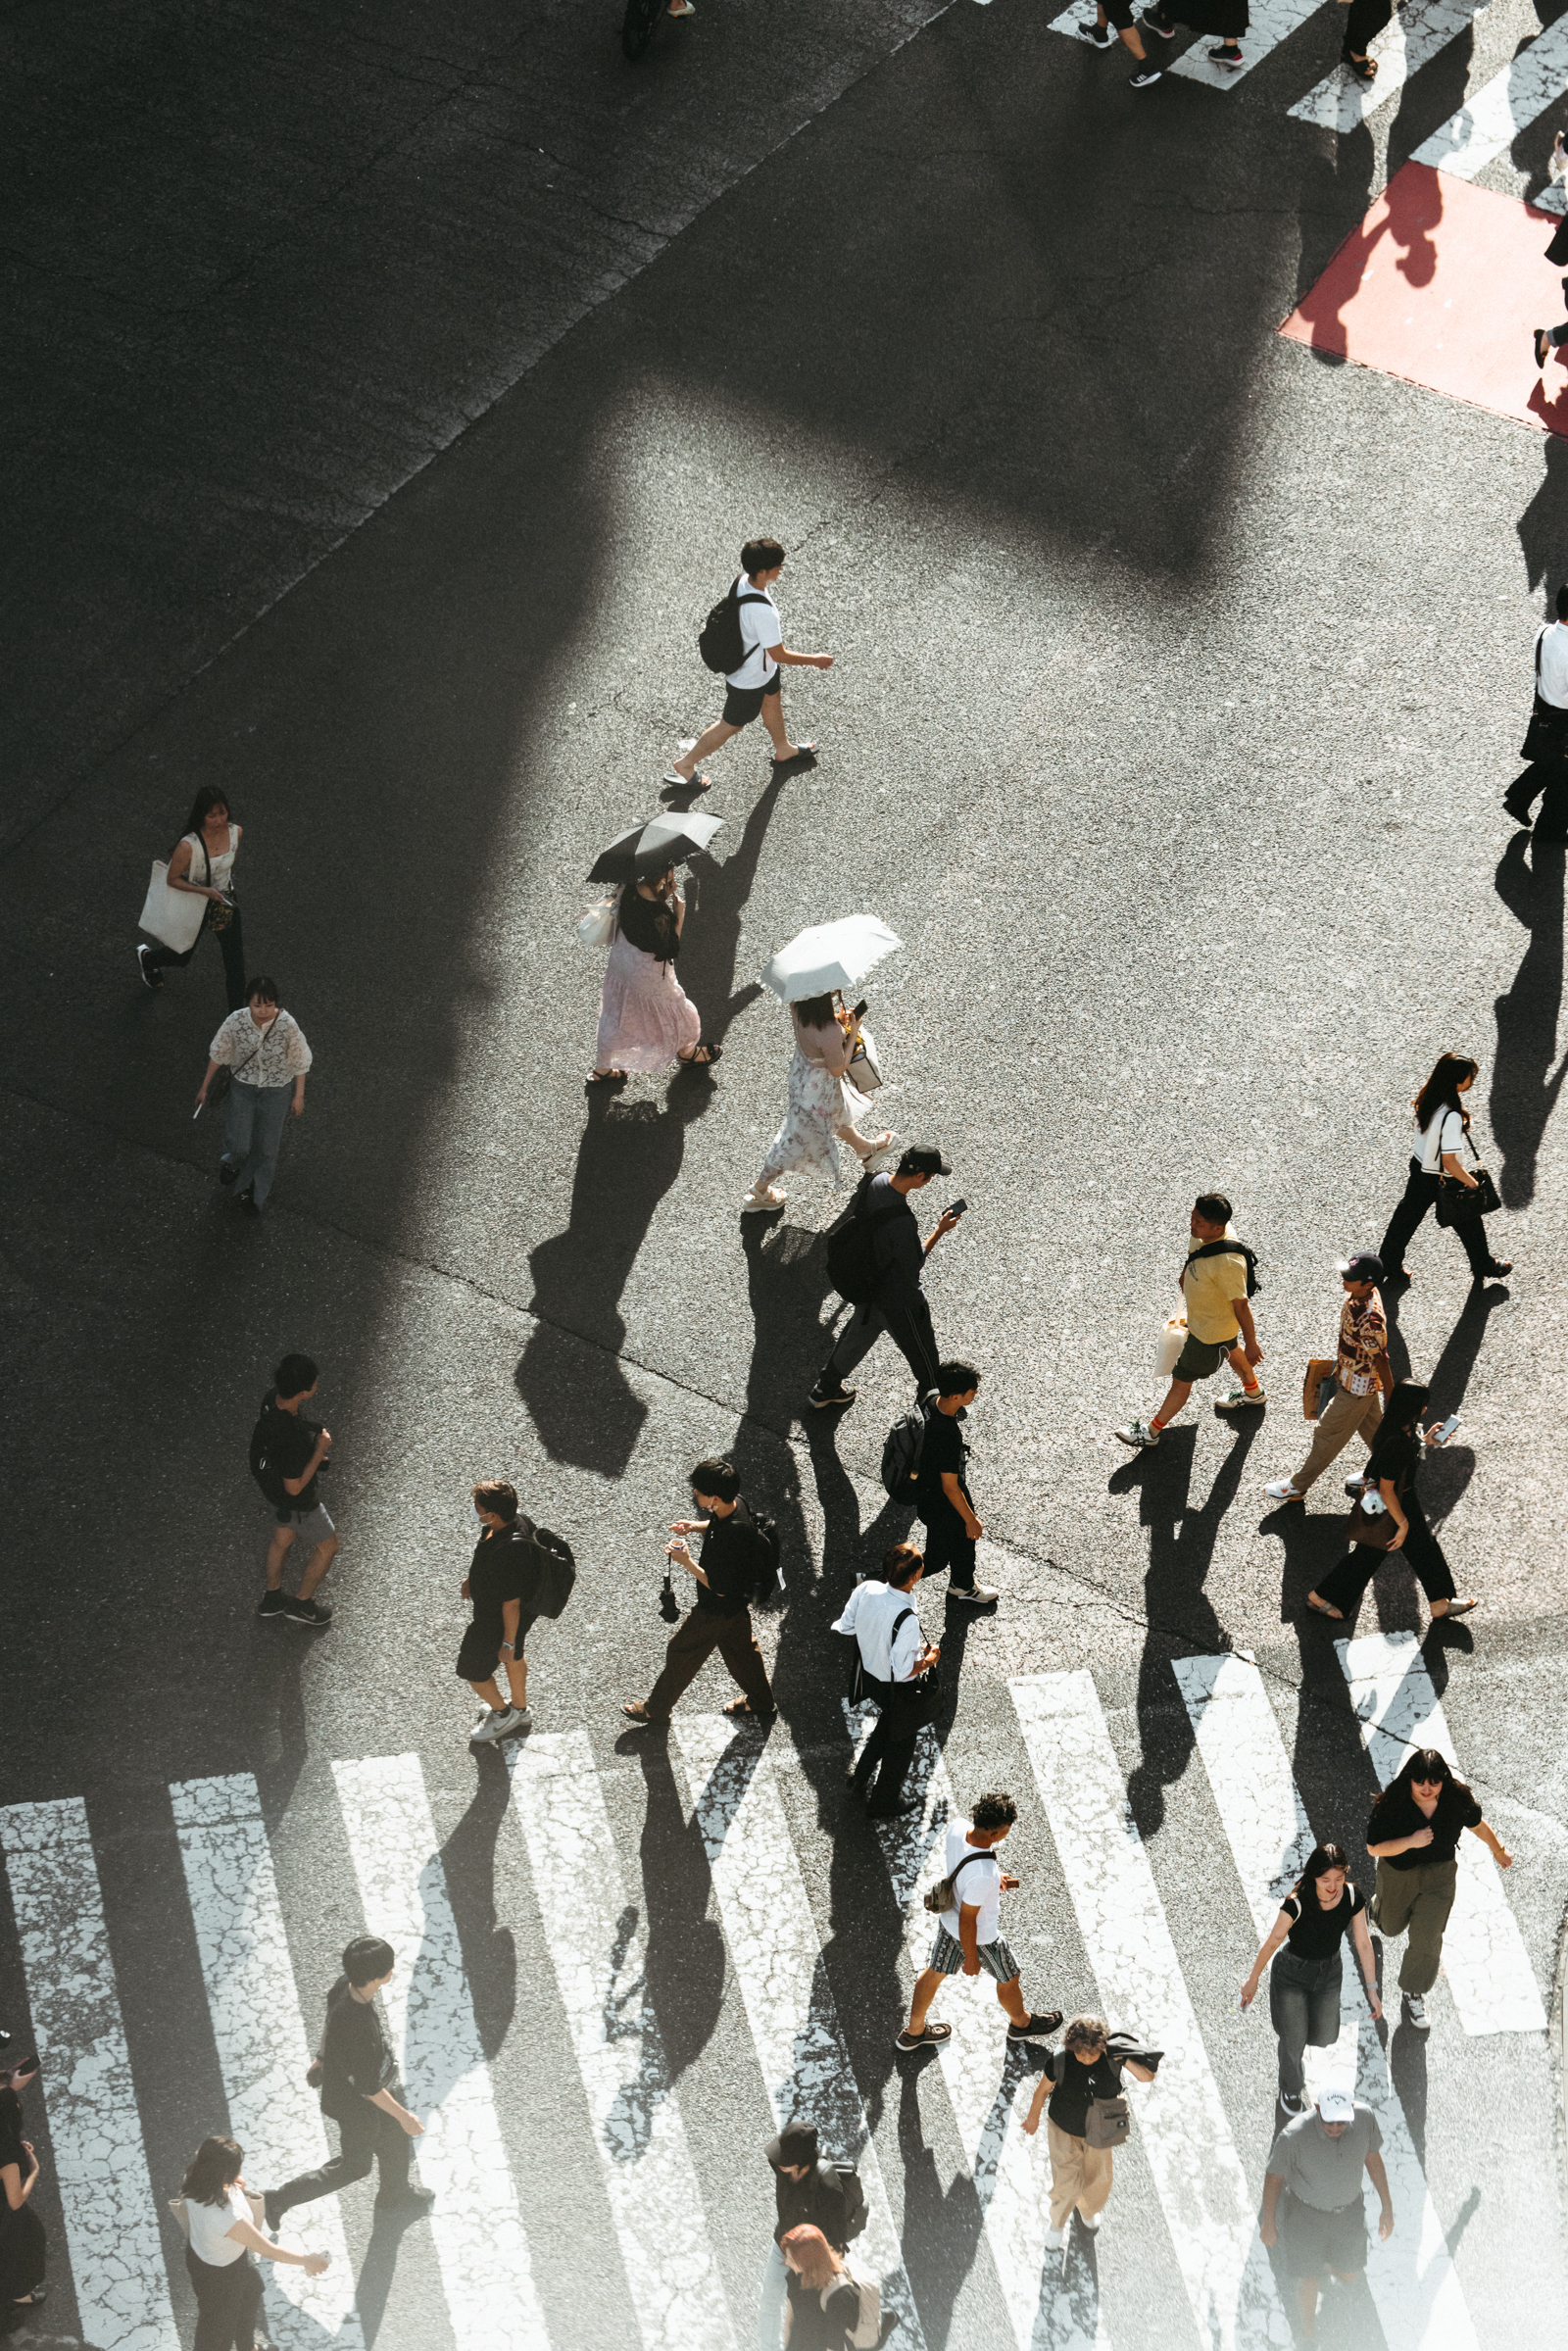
[4,1,1568,2345]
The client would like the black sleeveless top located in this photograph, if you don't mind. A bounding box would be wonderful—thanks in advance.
[617,886,680,963]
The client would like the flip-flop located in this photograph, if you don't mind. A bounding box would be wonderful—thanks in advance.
[662,768,711,791]
[772,742,816,770]
[1305,1594,1345,1619]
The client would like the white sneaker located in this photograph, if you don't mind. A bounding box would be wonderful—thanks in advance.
[1113,1418,1160,1449]
[1404,1994,1431,2032]
[1077,2211,1101,2234]
[1044,2224,1067,2250]
[470,1707,523,1742]
[1264,1479,1305,1502]
[1217,1382,1267,1410]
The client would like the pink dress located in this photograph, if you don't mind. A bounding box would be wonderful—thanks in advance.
[595,922,701,1073]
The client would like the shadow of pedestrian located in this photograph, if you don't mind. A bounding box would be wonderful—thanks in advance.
[1492,833,1568,1207]
[678,768,791,1049]
[438,1751,516,2063]
[1517,435,1568,597]
[630,1742,727,2087]
[893,2059,988,2349]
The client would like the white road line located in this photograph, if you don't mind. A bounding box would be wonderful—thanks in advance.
[1412,9,1568,174]
[170,1775,364,2349]
[1171,1658,1482,2351]
[675,1717,927,2351]
[332,1754,548,2351]
[1009,1675,1283,2351]
[1290,0,1489,132]
[843,1702,1107,2351]
[1047,0,1323,85]
[507,1733,735,2351]
[1335,1633,1545,2033]
[0,1797,178,2351]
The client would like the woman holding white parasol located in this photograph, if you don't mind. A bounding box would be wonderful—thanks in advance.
[741,917,900,1213]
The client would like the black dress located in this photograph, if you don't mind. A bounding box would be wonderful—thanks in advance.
[1314,1429,1457,1619]
[0,2088,46,2306]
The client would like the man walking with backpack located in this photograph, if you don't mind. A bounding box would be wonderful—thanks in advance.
[760,2119,867,2349]
[917,1361,998,1607]
[621,1458,777,1727]
[1114,1192,1264,1451]
[834,1542,940,1818]
[666,538,833,792]
[810,1146,960,1409]
[897,1792,1061,2052]
[252,1353,339,1626]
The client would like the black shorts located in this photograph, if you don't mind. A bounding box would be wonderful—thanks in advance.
[456,1616,534,1682]
[1102,0,1136,27]
[1281,2190,1367,2279]
[721,668,781,726]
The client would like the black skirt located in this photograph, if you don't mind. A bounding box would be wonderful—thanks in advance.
[0,2199,47,2303]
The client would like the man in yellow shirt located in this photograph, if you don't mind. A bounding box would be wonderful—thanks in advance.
[1115,1192,1264,1450]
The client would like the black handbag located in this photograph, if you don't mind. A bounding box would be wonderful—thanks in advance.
[1520,631,1568,762]
[1435,1127,1501,1226]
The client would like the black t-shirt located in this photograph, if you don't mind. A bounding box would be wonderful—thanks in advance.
[1048,2049,1124,2137]
[266,1396,321,1510]
[785,2274,860,2351]
[617,887,680,962]
[1281,1884,1365,1959]
[918,1408,971,1521]
[863,1174,924,1311]
[467,1523,533,1642]
[318,1977,398,2121]
[695,1497,766,1615]
[1363,1425,1419,1499]
[1366,1780,1483,1871]
[772,2161,852,2250]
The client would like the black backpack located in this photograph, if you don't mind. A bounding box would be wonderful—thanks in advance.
[880,1401,930,1505]
[697,579,771,674]
[1186,1237,1261,1298]
[248,1396,294,1509]
[819,2159,868,2244]
[522,1523,576,1620]
[825,1172,906,1305]
[741,1510,784,1608]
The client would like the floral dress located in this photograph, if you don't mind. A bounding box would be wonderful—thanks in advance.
[757,1007,876,1189]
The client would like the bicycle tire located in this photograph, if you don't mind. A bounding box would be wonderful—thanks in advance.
[621,0,664,62]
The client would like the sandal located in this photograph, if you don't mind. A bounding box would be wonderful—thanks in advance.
[742,1184,786,1212]
[662,768,711,791]
[771,741,816,769]
[1436,1597,1480,1618]
[587,1067,628,1085]
[677,1041,722,1066]
[621,1701,662,1725]
[1344,51,1376,79]
[724,1695,776,1719]
[1305,1594,1345,1619]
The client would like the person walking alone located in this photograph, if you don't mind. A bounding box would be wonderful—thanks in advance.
[1239,1844,1381,2114]
[177,2134,327,2350]
[1335,0,1394,83]
[1114,1192,1264,1450]
[590,865,719,1083]
[0,2056,46,2322]
[1021,2014,1158,2250]
[1377,1053,1511,1286]
[197,977,312,1216]
[137,785,248,1010]
[1305,1379,1478,1627]
[742,990,892,1212]
[1362,1747,1512,2031]
[254,1353,340,1628]
[1502,584,1568,828]
[621,1458,776,1728]
[265,1938,432,2229]
[835,1543,940,1819]
[457,1479,535,1743]
[1261,2089,1392,2338]
[896,1792,1061,2053]
[809,1147,960,1409]
[1263,1254,1391,1506]
[668,539,832,791]
[916,1361,999,1607]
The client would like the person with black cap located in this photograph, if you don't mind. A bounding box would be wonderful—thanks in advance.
[759,2120,866,2349]
[1263,1254,1391,1507]
[809,1145,960,1409]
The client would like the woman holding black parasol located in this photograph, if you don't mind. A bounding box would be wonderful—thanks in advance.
[586,814,725,1084]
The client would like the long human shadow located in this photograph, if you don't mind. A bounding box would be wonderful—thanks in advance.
[515,1076,715,1475]
[676,766,792,1050]
[438,1750,516,2064]
[1492,832,1568,1208]
[628,1742,727,2088]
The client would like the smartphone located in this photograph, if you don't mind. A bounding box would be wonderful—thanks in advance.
[1429,1413,1461,1445]
[948,1199,968,1218]
[850,999,868,1021]
[193,1102,204,1120]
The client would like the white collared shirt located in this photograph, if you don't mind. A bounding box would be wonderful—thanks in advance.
[1536,620,1568,710]
[832,1579,924,1684]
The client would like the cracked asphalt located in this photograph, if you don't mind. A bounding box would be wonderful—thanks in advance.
[3,0,1567,2343]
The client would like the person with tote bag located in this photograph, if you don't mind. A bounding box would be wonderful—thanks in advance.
[172,2134,327,2351]
[137,786,248,1010]
[1021,2013,1159,2250]
[1377,1053,1510,1287]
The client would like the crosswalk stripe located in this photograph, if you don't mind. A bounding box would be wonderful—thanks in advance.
[507,1732,736,2351]
[332,1754,549,2351]
[1047,0,1324,86]
[0,1797,179,2351]
[843,1703,1109,2351]
[675,1717,928,2351]
[1334,1634,1545,2033]
[1009,1674,1282,2351]
[1412,8,1568,173]
[1289,0,1487,131]
[1170,1657,1482,2351]
[170,1775,365,2348]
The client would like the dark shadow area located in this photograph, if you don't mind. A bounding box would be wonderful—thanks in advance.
[1492,833,1568,1206]
[439,1750,516,2062]
[631,1743,727,2087]
[355,2199,429,2348]
[677,770,790,1048]
[1388,2011,1430,2164]
[893,2058,988,2351]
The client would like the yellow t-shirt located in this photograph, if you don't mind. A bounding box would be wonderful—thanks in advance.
[1182,1231,1249,1345]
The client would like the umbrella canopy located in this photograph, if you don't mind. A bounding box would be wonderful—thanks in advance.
[588,812,725,884]
[760,915,903,1003]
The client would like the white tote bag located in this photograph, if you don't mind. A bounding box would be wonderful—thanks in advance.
[576,899,616,950]
[1154,1316,1187,1378]
[139,858,206,953]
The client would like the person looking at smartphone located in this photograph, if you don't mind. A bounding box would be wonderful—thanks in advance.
[137,784,248,1010]
[916,1362,998,1607]
[743,990,893,1213]
[809,1146,960,1408]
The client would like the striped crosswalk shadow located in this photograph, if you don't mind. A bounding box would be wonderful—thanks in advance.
[1413,9,1568,178]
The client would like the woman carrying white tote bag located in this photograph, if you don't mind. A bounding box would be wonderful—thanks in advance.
[137,786,248,1009]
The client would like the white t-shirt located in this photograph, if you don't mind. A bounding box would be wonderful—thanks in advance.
[938,1822,1004,1943]
[187,2183,249,2267]
[1536,621,1568,710]
[725,577,781,688]
[1418,1105,1465,1174]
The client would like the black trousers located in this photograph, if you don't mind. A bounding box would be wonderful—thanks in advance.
[1314,1493,1457,1620]
[644,1604,774,1720]
[1342,0,1392,53]
[145,905,247,1009]
[271,2096,412,2217]
[852,1676,921,1810]
[825,1295,940,1393]
[1379,1157,1495,1280]
[921,1503,977,1593]
[185,2245,265,2351]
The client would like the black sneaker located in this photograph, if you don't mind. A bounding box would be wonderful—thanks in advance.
[136,945,163,991]
[1129,65,1163,84]
[219,1160,239,1186]
[808,1376,857,1409]
[1005,2009,1064,2042]
[257,1590,289,1620]
[242,1196,264,1217]
[281,1593,333,1627]
[262,2188,283,2234]
[1207,39,1244,65]
[1079,18,1114,43]
[1141,4,1176,31]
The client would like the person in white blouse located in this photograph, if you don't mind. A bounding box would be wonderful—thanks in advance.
[743,991,893,1212]
[177,2134,325,2351]
[197,977,313,1217]
[137,786,248,1010]
[1377,1053,1511,1287]
[1505,584,1568,827]
[834,1542,940,1818]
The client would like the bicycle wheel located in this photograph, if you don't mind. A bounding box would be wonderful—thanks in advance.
[622,0,664,61]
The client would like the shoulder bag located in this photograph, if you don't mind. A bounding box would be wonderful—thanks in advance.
[1435,1123,1501,1226]
[198,833,235,932]
[846,1024,882,1094]
[1050,2046,1132,2148]
[1520,630,1568,762]
[1343,1467,1404,1550]
[577,899,616,950]
[922,1843,992,1915]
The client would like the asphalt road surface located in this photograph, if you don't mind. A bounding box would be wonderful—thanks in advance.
[3,3,1567,2349]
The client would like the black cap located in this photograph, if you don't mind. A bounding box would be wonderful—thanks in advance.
[1336,1252,1384,1284]
[898,1144,952,1177]
[764,2119,819,2170]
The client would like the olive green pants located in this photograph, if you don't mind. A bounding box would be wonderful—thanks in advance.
[1370,1857,1457,1996]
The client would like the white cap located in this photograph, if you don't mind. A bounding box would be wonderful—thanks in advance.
[1317,2089,1355,2125]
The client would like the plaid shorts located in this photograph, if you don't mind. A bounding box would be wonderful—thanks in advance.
[927,1927,1020,1983]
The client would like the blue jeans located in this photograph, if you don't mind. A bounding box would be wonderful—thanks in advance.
[759,2242,786,2350]
[1269,1950,1342,2100]
[222,1079,292,1206]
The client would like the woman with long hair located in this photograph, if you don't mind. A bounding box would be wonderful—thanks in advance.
[1378,1052,1510,1285]
[1364,1748,1513,2031]
[1306,1378,1478,1625]
[742,989,893,1211]
[1239,1844,1381,2114]
[590,865,720,1083]
[779,2224,860,2351]
[178,2134,327,2350]
[0,2055,46,2320]
[137,784,248,1011]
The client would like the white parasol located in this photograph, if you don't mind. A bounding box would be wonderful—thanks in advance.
[760,915,903,1003]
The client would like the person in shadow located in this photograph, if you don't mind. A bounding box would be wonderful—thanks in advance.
[1501,583,1568,830]
[1492,833,1568,1208]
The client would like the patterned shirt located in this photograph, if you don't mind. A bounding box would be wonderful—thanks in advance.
[209,1006,313,1088]
[1335,1292,1387,1398]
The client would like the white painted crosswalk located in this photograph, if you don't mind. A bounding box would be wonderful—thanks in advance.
[1289,0,1489,132]
[1413,9,1568,176]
